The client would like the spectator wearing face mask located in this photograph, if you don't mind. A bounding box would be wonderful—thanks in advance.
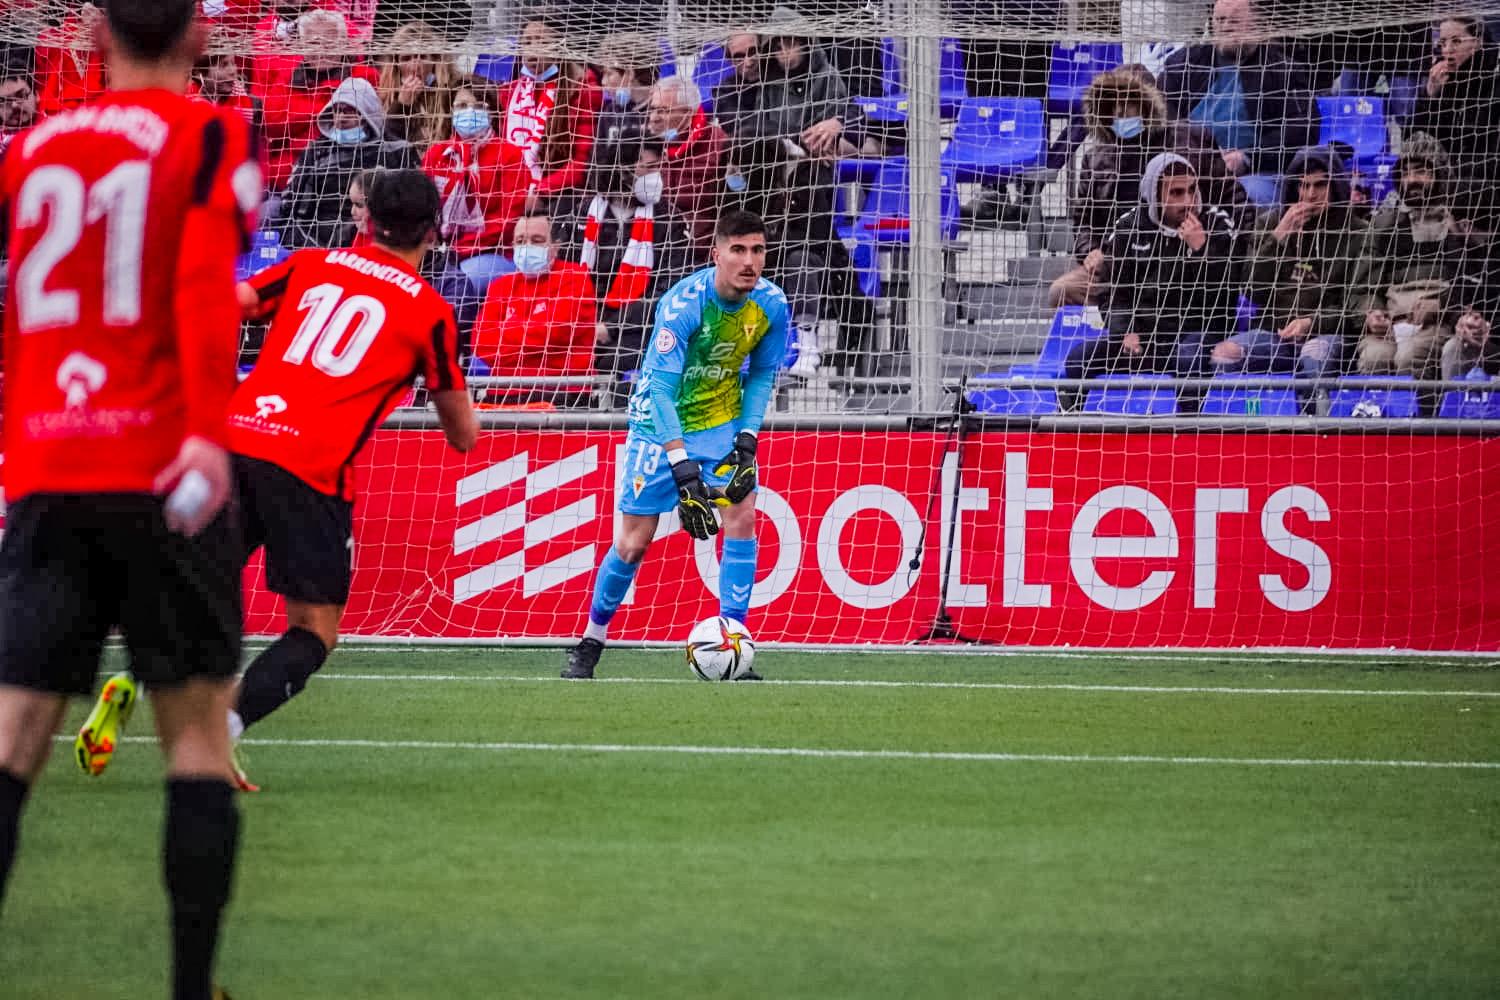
[422,79,533,296]
[644,76,730,248]
[378,21,457,149]
[496,18,602,213]
[565,139,699,403]
[258,9,379,190]
[269,75,420,249]
[592,33,660,168]
[471,211,599,406]
[1052,65,1245,309]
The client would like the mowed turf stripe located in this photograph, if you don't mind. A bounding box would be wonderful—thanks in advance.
[317,673,1500,698]
[114,736,1495,770]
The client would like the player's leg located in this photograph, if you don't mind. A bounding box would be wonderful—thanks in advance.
[151,678,240,1000]
[0,686,69,907]
[564,514,659,679]
[231,601,340,738]
[717,497,763,681]
[0,494,114,905]
[226,455,349,750]
[120,495,243,1000]
[75,668,141,776]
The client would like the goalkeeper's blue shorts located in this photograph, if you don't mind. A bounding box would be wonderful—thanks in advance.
[617,423,738,516]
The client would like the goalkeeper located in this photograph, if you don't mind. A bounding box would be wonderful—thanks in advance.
[563,210,789,680]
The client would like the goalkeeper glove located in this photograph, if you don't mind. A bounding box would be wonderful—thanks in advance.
[712,431,758,505]
[671,457,726,541]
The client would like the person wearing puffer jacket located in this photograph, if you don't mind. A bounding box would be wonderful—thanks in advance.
[269,76,420,249]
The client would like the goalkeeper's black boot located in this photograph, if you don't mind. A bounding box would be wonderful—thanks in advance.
[734,669,764,682]
[561,638,604,679]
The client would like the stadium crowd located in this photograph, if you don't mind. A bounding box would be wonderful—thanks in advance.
[1,0,1497,407]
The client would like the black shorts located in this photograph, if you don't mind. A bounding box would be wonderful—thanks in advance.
[0,493,242,697]
[234,454,353,606]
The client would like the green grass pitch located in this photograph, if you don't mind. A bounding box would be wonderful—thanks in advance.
[4,647,1499,998]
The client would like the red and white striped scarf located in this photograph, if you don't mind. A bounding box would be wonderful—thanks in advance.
[579,196,655,308]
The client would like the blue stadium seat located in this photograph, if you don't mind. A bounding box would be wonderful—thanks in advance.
[940,98,1047,183]
[1047,42,1124,114]
[1437,373,1500,419]
[845,156,959,244]
[878,37,968,117]
[1200,374,1300,416]
[692,44,734,113]
[1007,306,1106,378]
[1386,75,1421,124]
[1083,374,1177,415]
[473,48,516,84]
[966,378,1060,416]
[1317,95,1387,165]
[855,95,909,123]
[237,230,290,282]
[1361,153,1398,207]
[1328,376,1418,418]
[1234,293,1260,334]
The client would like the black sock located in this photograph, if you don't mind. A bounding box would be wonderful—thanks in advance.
[234,627,329,730]
[0,768,31,910]
[164,777,239,1000]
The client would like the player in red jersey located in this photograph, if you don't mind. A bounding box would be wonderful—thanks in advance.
[224,168,476,771]
[0,1,258,997]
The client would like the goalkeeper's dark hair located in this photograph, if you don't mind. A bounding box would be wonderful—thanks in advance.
[104,0,197,60]
[714,209,767,243]
[365,169,440,251]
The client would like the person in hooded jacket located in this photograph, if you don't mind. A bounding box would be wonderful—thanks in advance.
[271,75,421,249]
[1210,146,1367,377]
[1067,152,1242,383]
[1412,16,1500,232]
[1051,64,1247,309]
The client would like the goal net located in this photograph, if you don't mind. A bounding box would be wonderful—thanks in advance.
[2,1,1497,651]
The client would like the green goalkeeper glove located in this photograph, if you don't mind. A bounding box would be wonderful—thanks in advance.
[671,458,726,541]
[712,431,758,505]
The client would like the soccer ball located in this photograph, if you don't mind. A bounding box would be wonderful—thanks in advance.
[686,617,756,681]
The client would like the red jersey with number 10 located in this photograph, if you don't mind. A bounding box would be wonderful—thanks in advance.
[228,246,464,499]
[1,89,257,501]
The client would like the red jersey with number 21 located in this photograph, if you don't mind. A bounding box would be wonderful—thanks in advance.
[2,89,257,501]
[229,245,464,499]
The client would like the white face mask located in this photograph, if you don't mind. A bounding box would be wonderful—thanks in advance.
[632,172,664,206]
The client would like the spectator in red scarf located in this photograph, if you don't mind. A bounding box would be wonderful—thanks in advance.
[495,18,601,213]
[258,8,378,189]
[471,210,598,407]
[34,2,105,115]
[644,76,729,248]
[564,139,699,404]
[191,52,264,134]
[422,78,534,296]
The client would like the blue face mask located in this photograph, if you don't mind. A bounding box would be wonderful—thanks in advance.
[725,172,747,192]
[660,127,679,143]
[512,244,551,277]
[452,108,490,139]
[329,125,365,145]
[523,64,559,82]
[1112,116,1144,140]
[610,86,633,107]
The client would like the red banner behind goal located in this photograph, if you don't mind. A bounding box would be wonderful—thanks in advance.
[230,428,1499,652]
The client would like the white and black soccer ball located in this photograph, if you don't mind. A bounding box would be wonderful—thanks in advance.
[686,616,756,681]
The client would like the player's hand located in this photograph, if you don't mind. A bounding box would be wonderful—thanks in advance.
[712,431,758,505]
[1178,212,1207,251]
[154,435,232,537]
[1428,58,1452,97]
[671,458,726,541]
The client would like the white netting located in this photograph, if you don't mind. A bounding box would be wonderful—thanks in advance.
[3,2,1496,649]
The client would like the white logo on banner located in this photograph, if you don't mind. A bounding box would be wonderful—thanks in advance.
[451,447,598,602]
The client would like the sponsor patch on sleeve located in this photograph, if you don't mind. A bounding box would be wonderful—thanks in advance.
[655,329,677,354]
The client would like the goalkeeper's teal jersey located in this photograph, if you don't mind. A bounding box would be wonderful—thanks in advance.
[627,267,790,438]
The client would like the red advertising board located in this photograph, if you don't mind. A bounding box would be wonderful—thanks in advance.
[234,429,1500,651]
